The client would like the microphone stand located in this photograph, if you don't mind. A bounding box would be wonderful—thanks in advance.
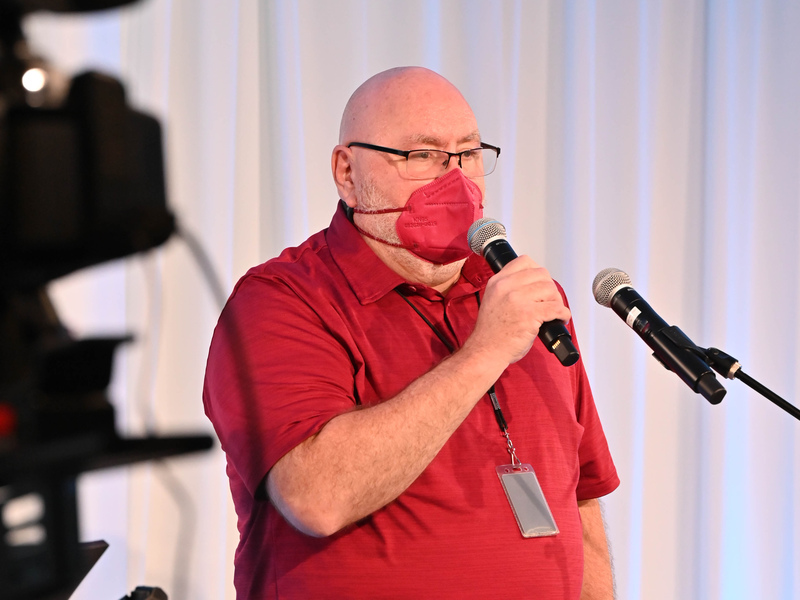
[695,346,800,422]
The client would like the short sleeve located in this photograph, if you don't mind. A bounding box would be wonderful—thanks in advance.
[203,272,358,497]
[566,312,620,501]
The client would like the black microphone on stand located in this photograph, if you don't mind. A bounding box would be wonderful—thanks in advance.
[592,267,726,404]
[467,218,580,367]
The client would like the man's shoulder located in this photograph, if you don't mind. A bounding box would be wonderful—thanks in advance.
[218,228,342,312]
[249,228,332,279]
[234,203,360,292]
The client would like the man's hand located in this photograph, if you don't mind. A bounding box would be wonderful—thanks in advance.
[464,255,572,367]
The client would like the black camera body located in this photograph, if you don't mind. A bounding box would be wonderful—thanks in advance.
[0,71,174,291]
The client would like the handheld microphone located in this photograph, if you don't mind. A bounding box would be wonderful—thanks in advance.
[467,218,580,367]
[592,267,726,404]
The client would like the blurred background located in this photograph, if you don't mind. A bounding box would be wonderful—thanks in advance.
[9,0,799,598]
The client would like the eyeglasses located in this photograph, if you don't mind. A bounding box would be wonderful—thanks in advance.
[347,141,501,179]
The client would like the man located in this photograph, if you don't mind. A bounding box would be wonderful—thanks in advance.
[204,66,619,599]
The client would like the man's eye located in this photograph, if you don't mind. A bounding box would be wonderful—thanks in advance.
[410,151,433,161]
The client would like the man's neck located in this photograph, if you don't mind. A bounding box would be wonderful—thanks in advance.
[360,235,465,294]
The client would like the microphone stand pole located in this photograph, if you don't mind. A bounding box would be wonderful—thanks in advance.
[698,347,800,422]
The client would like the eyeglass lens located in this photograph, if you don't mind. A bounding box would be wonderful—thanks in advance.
[406,148,497,178]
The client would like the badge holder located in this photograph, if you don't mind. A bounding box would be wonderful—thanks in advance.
[496,463,559,538]
[494,407,559,538]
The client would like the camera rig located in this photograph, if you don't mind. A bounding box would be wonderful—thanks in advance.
[0,1,213,598]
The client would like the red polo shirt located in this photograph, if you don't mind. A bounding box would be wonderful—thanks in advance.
[203,203,619,599]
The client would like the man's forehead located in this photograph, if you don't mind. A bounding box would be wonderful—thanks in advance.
[341,68,479,145]
[402,131,482,147]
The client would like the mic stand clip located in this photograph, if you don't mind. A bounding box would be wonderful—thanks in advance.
[699,347,800,422]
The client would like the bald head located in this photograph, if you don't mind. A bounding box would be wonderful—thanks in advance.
[331,67,487,290]
[338,67,478,146]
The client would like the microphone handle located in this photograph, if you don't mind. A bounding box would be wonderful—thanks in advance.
[482,239,518,273]
[609,288,726,404]
[482,241,580,367]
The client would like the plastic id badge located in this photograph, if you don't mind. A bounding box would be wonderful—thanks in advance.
[496,464,559,538]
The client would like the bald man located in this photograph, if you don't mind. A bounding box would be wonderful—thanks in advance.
[204,67,619,599]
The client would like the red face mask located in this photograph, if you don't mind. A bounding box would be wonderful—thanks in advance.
[352,169,484,265]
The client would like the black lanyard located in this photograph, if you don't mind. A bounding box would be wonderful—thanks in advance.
[394,288,509,436]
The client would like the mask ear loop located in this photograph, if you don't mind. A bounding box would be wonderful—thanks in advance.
[348,205,411,250]
[350,206,408,215]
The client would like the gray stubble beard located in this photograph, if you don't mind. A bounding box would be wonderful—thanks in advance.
[353,176,465,288]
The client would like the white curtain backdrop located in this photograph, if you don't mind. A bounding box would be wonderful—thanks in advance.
[21,1,800,598]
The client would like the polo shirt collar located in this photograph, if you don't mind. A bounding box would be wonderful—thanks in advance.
[327,202,406,304]
[461,247,493,284]
[327,201,495,304]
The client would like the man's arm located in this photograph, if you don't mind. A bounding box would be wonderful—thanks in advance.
[266,256,571,537]
[579,498,614,599]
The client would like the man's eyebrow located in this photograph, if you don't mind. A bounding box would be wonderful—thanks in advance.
[406,131,482,147]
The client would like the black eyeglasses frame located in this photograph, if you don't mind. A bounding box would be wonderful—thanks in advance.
[346,141,501,176]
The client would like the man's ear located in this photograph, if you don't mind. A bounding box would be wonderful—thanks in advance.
[331,145,358,207]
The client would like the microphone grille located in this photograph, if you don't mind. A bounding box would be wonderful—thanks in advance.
[467,218,507,255]
[592,268,632,306]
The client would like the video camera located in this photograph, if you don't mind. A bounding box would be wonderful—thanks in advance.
[0,1,212,597]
